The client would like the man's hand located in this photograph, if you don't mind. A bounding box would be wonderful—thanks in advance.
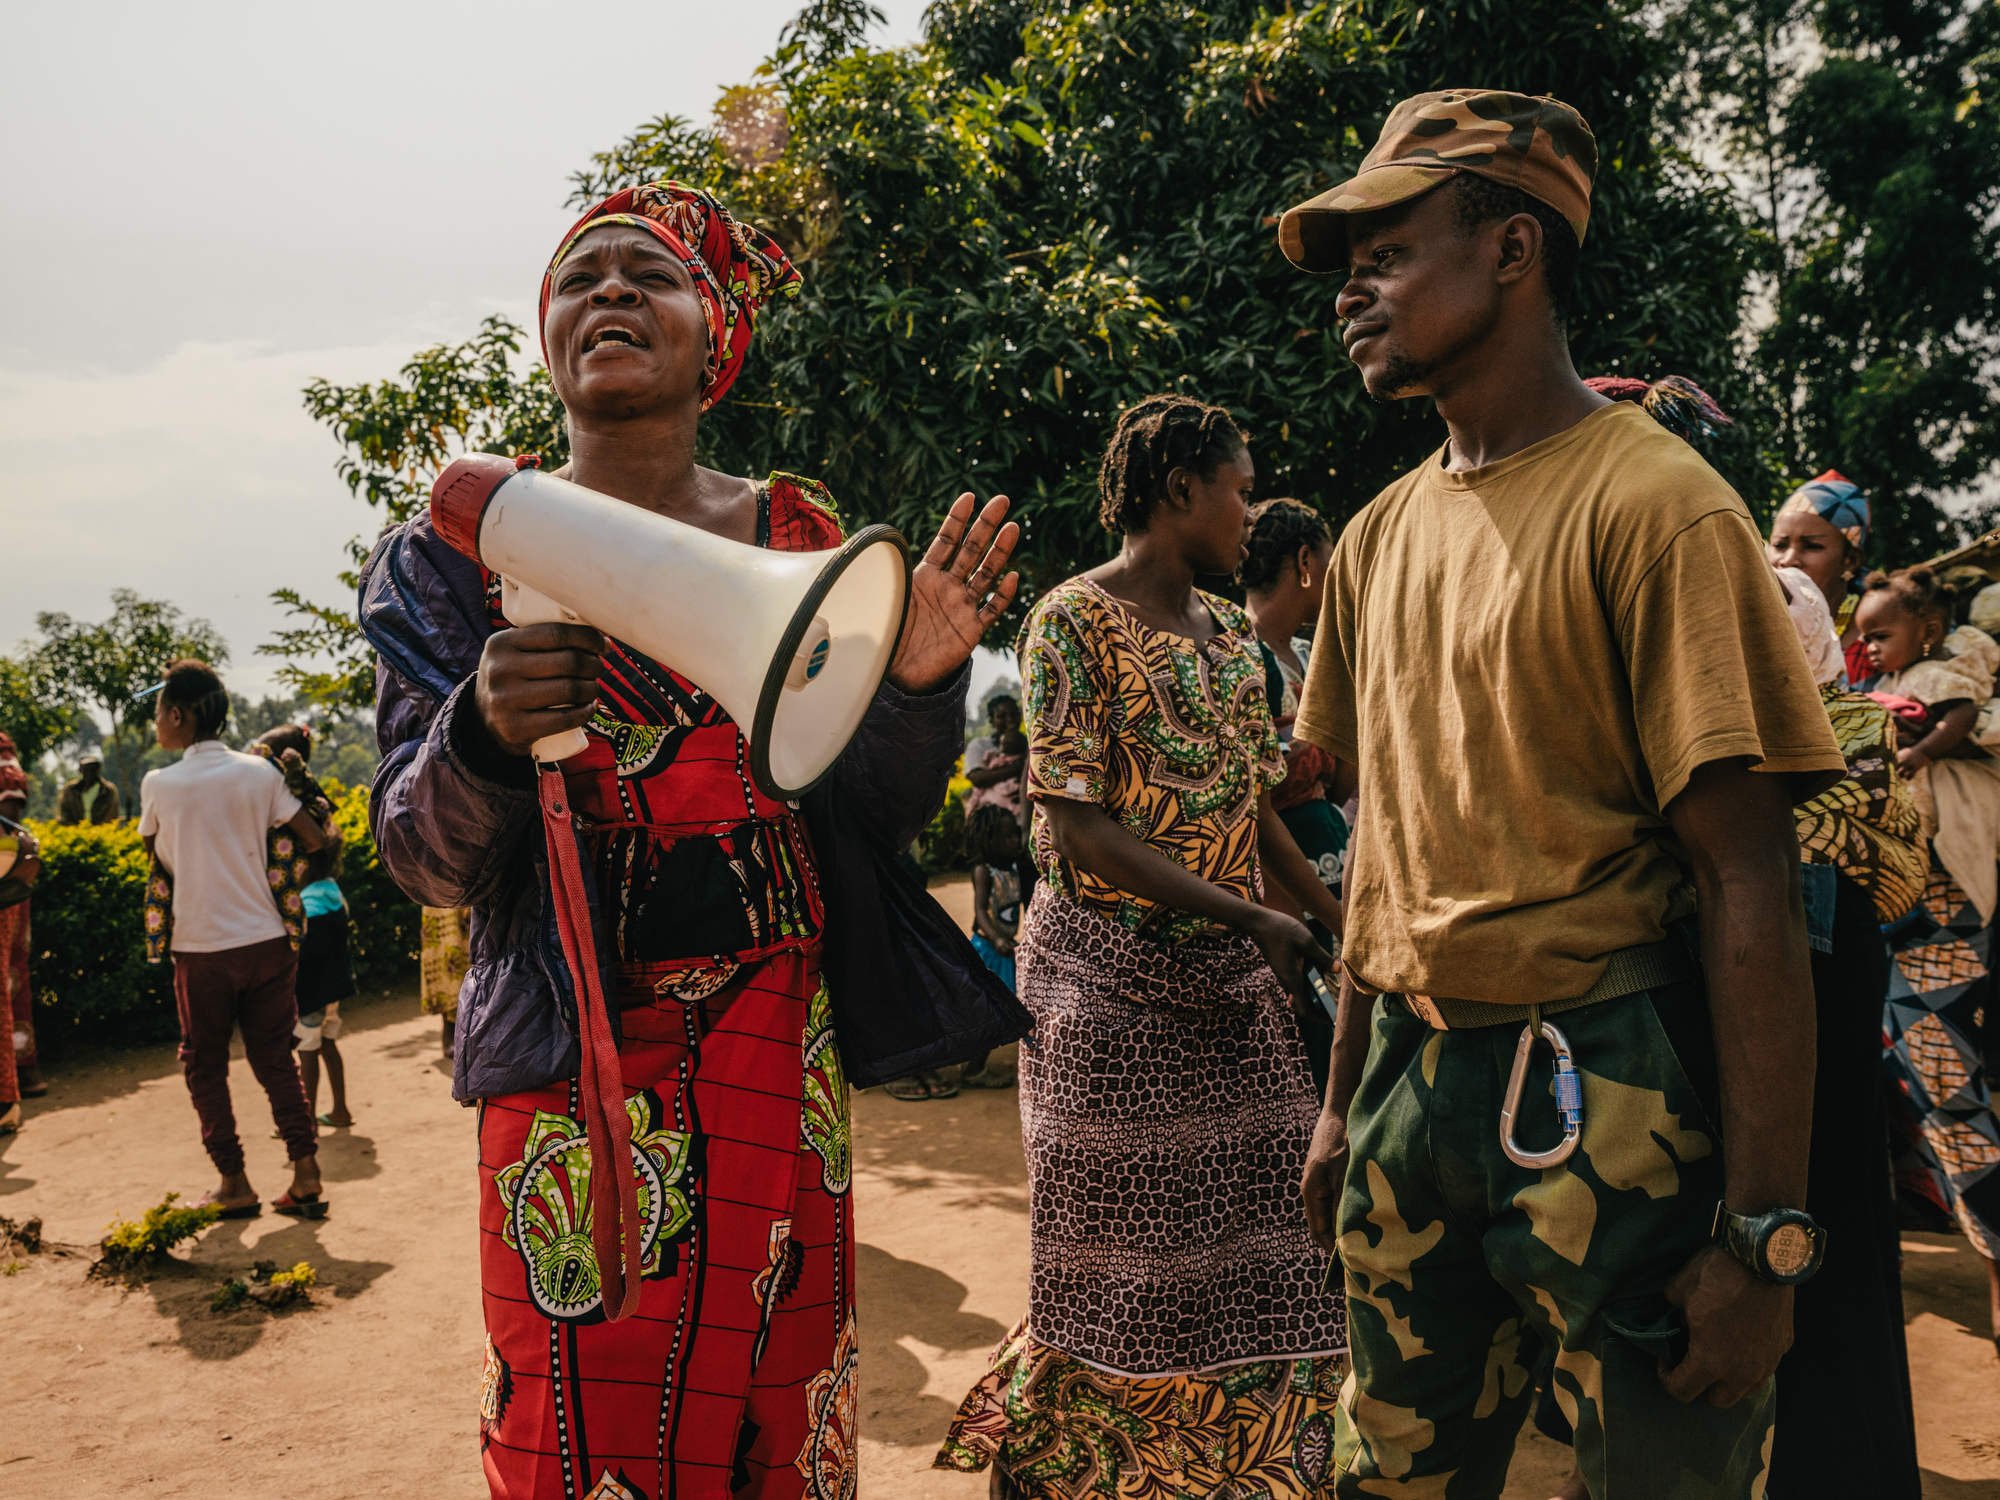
[474,623,608,758]
[1660,1245,1793,1406]
[1301,1107,1349,1252]
[888,494,1021,694]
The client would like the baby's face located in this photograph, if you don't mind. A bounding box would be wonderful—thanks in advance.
[1854,591,1927,675]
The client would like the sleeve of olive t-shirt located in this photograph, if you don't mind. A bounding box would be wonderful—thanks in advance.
[1614,508,1843,810]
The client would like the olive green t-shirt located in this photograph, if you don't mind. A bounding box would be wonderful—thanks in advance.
[1293,402,1842,1004]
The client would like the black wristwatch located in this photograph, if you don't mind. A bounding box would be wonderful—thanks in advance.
[1710,1203,1827,1285]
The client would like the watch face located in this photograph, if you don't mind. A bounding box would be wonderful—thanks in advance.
[1765,1222,1814,1278]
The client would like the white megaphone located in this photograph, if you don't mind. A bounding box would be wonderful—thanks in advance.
[430,455,909,801]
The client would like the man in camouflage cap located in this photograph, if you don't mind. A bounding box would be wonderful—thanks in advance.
[1283,90,1842,1496]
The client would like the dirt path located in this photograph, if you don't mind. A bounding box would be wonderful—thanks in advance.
[2,886,1995,1495]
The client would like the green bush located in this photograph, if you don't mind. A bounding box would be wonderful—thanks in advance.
[322,780,420,993]
[24,782,419,1055]
[28,820,176,1051]
[916,767,973,876]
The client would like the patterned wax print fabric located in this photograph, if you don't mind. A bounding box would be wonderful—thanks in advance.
[1021,578,1284,945]
[477,476,860,1500]
[937,889,1348,1500]
[1883,865,1999,1262]
[938,1325,1349,1499]
[1778,469,1870,554]
[0,900,33,1072]
[1794,685,1927,924]
[1333,983,1774,1498]
[421,906,473,1021]
[541,181,801,412]
[0,902,20,1102]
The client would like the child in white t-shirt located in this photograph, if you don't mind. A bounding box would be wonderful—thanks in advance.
[139,660,330,1220]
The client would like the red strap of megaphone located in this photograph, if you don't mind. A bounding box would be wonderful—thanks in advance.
[536,763,642,1323]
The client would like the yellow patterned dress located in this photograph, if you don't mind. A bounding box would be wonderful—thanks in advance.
[937,577,1347,1499]
[419,906,472,1023]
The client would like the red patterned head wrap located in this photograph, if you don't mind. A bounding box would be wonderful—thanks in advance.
[540,181,802,412]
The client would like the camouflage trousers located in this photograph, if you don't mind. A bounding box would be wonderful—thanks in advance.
[1333,981,1775,1498]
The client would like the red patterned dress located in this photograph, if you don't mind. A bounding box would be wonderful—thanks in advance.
[477,474,858,1500]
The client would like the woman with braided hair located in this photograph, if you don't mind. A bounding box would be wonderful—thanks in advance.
[938,395,1347,1499]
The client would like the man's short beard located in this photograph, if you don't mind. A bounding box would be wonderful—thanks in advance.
[1366,349,1434,401]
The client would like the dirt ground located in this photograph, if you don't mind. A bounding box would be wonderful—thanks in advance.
[3,879,1996,1496]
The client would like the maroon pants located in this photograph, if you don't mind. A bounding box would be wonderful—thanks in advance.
[171,937,316,1175]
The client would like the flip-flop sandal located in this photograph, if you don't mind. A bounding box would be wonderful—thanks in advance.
[959,1063,1017,1089]
[315,1113,353,1128]
[883,1070,959,1102]
[201,1196,262,1220]
[0,1103,21,1136]
[271,1191,328,1220]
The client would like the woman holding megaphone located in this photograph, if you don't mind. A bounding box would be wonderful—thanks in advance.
[358,182,1021,1499]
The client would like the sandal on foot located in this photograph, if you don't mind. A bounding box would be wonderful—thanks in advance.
[271,1191,328,1220]
[959,1062,1017,1089]
[883,1070,958,1102]
[0,1102,20,1135]
[201,1195,262,1220]
[315,1113,353,1129]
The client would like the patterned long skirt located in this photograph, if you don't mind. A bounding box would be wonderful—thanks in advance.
[938,889,1347,1498]
[1884,861,1999,1262]
[479,951,857,1500]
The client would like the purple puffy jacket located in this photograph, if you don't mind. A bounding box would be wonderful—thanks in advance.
[358,512,984,1101]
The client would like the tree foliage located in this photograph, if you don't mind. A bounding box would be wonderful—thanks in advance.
[0,653,80,770]
[1667,0,2000,559]
[291,0,1769,697]
[33,590,229,743]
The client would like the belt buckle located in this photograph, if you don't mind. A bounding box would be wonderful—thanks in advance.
[1405,992,1448,1029]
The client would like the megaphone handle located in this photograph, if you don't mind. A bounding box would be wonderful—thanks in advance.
[502,575,594,765]
[533,727,592,764]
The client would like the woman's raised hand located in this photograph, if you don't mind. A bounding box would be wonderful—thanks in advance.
[888,494,1021,693]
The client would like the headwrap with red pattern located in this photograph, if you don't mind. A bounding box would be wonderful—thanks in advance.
[540,181,802,412]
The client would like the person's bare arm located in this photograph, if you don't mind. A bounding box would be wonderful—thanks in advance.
[966,756,1025,789]
[1898,700,1977,775]
[1039,796,1329,989]
[1257,793,1343,939]
[1658,757,1813,1407]
[1325,756,1358,806]
[1300,838,1370,1249]
[284,807,329,854]
[969,863,1002,943]
[9,828,40,889]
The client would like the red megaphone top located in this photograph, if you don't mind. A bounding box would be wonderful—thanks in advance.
[430,453,542,564]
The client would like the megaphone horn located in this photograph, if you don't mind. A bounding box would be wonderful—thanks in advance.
[430,454,910,801]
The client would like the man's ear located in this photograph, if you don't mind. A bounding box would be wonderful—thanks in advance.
[1492,212,1544,290]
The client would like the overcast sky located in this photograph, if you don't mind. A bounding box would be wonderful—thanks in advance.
[0,0,944,703]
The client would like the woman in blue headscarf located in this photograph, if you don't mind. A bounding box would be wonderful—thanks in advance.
[1767,470,1873,683]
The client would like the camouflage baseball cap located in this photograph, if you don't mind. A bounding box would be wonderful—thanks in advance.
[1279,90,1598,273]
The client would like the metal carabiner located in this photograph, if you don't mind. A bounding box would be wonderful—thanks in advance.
[1499,1016,1584,1169]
